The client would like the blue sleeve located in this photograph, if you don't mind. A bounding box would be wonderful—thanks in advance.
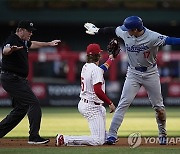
[165,37,180,45]
[99,64,108,72]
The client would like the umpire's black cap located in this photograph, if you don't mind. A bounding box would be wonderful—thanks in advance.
[18,20,36,31]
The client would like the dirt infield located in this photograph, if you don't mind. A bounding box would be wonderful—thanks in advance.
[0,137,179,148]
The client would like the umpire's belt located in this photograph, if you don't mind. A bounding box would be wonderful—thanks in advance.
[1,71,26,80]
[82,98,101,106]
[134,63,156,72]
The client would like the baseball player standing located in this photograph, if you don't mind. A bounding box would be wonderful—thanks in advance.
[84,16,180,145]
[0,20,60,144]
[56,43,116,146]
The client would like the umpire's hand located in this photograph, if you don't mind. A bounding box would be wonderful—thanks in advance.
[48,40,61,46]
[3,45,23,55]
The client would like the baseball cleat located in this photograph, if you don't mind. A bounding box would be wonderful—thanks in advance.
[106,136,117,145]
[55,134,64,146]
[28,136,50,144]
[159,136,167,145]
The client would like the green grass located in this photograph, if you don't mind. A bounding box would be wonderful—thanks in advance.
[0,106,180,153]
[0,106,179,138]
[0,147,180,154]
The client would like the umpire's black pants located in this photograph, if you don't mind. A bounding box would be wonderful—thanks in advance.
[0,73,42,138]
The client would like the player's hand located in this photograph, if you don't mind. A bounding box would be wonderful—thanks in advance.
[84,23,99,35]
[109,102,116,113]
[49,40,61,46]
[109,54,115,60]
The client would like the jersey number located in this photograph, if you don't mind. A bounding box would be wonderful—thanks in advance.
[81,77,84,91]
[143,51,150,58]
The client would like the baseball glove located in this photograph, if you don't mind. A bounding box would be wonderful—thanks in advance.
[107,38,121,58]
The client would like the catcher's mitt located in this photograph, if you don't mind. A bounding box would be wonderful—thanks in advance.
[107,38,121,58]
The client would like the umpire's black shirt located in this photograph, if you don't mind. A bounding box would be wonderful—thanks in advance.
[2,33,32,78]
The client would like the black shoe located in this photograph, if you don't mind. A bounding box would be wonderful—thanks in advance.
[28,136,50,144]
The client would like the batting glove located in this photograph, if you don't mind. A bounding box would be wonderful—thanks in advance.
[84,23,99,35]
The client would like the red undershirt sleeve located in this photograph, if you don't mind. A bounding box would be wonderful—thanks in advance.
[93,82,112,105]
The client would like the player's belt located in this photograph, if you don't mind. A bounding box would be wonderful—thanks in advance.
[133,63,156,72]
[82,98,101,105]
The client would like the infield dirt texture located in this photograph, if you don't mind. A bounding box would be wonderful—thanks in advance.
[0,137,179,148]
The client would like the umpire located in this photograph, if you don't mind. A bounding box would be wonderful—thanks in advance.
[0,20,60,144]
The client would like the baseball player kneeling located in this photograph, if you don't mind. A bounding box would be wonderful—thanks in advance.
[56,42,120,146]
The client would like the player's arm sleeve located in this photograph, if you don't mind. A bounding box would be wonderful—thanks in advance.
[99,58,113,72]
[165,37,180,45]
[152,32,167,47]
[98,27,117,37]
[93,83,112,105]
[115,26,125,40]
